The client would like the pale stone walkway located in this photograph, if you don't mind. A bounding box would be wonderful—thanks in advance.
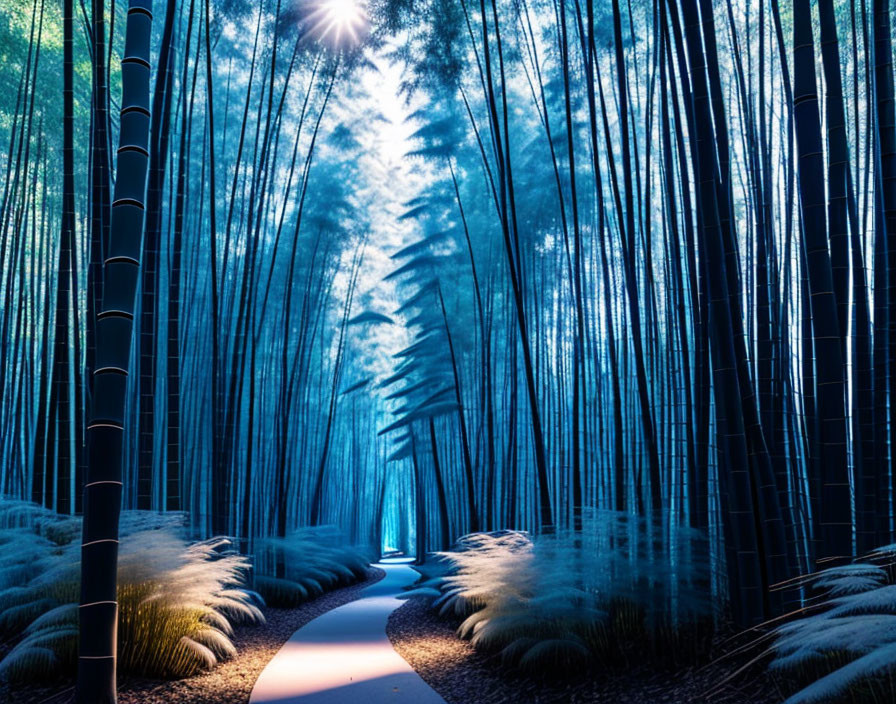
[249,557,446,704]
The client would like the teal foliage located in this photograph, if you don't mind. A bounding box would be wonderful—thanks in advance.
[769,547,896,703]
[253,525,372,607]
[416,511,713,672]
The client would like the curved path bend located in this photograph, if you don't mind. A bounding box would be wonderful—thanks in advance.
[249,557,446,704]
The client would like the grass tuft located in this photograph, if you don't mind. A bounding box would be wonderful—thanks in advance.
[416,510,713,674]
[253,526,372,607]
[768,548,896,703]
[0,500,263,683]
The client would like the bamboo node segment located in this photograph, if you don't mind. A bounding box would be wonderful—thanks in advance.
[112,198,146,209]
[81,539,121,547]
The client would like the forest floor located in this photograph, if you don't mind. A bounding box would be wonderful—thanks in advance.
[3,565,791,704]
[387,597,786,704]
[2,567,385,704]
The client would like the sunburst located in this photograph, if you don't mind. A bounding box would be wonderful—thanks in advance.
[306,0,368,47]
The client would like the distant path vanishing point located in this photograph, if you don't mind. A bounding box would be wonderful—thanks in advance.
[249,557,446,704]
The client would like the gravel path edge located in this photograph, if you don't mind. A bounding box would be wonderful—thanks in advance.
[3,566,386,704]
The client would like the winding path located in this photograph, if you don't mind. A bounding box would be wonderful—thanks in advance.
[249,557,446,704]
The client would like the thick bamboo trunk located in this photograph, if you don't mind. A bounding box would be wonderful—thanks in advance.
[792,0,852,562]
[77,2,153,701]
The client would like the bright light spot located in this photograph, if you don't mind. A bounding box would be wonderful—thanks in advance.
[307,0,368,47]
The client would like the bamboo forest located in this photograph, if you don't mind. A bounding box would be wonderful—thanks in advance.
[5,0,896,702]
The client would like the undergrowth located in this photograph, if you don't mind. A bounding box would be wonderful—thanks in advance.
[253,525,372,607]
[763,546,896,704]
[0,500,263,683]
[406,510,714,673]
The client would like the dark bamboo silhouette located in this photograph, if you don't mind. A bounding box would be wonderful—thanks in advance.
[792,0,852,562]
[77,2,153,700]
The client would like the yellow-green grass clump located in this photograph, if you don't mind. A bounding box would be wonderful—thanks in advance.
[0,503,263,684]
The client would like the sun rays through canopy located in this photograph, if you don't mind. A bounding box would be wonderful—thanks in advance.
[305,0,368,47]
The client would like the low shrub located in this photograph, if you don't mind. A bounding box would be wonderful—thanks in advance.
[253,525,372,607]
[408,510,713,673]
[0,501,263,683]
[766,547,896,703]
